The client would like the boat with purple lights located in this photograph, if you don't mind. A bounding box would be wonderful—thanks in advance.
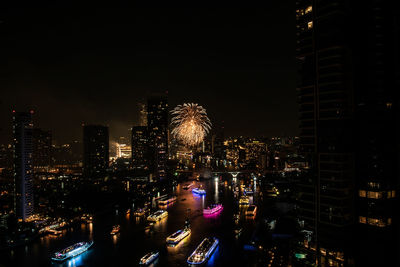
[187,237,219,265]
[192,188,206,195]
[203,204,223,215]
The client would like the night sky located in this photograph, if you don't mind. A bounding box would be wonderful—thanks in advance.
[0,6,297,144]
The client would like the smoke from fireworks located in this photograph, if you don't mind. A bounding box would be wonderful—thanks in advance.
[170,103,212,147]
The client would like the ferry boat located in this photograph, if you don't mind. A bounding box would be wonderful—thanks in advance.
[183,182,194,190]
[139,251,159,265]
[166,228,191,245]
[81,214,93,223]
[51,241,93,262]
[244,188,254,195]
[158,195,177,206]
[187,237,219,265]
[48,229,62,236]
[110,225,120,235]
[203,204,223,215]
[147,210,168,222]
[192,188,206,195]
[134,207,149,217]
[239,196,250,205]
[234,227,243,237]
[48,229,63,236]
[245,205,257,217]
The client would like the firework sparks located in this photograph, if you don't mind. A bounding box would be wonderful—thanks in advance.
[170,103,212,147]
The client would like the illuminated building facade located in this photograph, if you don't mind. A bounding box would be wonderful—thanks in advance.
[83,125,109,177]
[296,1,399,266]
[131,126,149,170]
[32,128,52,171]
[245,140,267,170]
[147,94,168,180]
[13,111,34,221]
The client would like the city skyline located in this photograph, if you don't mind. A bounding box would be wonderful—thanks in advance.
[0,6,297,144]
[1,4,399,267]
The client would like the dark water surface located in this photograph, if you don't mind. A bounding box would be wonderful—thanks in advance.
[1,178,263,266]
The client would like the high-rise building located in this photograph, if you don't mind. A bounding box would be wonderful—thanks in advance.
[138,102,147,127]
[131,126,149,170]
[147,94,168,180]
[352,2,399,266]
[83,125,109,177]
[296,1,399,266]
[115,136,131,159]
[32,128,52,171]
[211,127,226,168]
[12,111,34,221]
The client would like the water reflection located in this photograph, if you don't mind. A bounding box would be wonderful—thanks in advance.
[67,254,82,267]
[2,177,263,266]
[214,178,219,203]
[112,234,118,246]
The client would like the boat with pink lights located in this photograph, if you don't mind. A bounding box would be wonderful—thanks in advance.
[203,204,223,215]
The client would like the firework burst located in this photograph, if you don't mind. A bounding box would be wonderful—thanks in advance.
[170,103,212,147]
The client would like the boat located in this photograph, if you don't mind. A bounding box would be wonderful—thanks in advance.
[187,237,219,265]
[239,196,250,205]
[183,182,194,190]
[158,195,177,206]
[147,210,168,222]
[51,241,93,262]
[110,225,120,235]
[234,228,243,237]
[81,214,93,223]
[48,229,63,236]
[203,204,223,215]
[166,228,191,245]
[134,207,149,217]
[246,205,257,217]
[244,188,254,195]
[192,188,206,195]
[139,251,159,265]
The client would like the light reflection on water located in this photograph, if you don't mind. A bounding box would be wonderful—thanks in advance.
[2,177,262,266]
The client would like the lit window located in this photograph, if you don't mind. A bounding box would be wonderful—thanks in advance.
[305,6,312,14]
[386,102,392,108]
[359,216,366,224]
[367,191,382,199]
[307,21,313,29]
[359,190,366,197]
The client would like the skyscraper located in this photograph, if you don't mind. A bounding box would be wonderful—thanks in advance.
[131,126,149,170]
[12,111,34,221]
[32,128,52,171]
[83,125,109,177]
[296,1,399,266]
[147,94,168,180]
[138,101,148,127]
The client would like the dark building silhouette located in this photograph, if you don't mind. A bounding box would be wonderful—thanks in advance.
[147,94,168,181]
[296,1,399,266]
[32,128,52,171]
[12,111,34,221]
[83,125,109,177]
[131,126,149,170]
[211,127,226,169]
